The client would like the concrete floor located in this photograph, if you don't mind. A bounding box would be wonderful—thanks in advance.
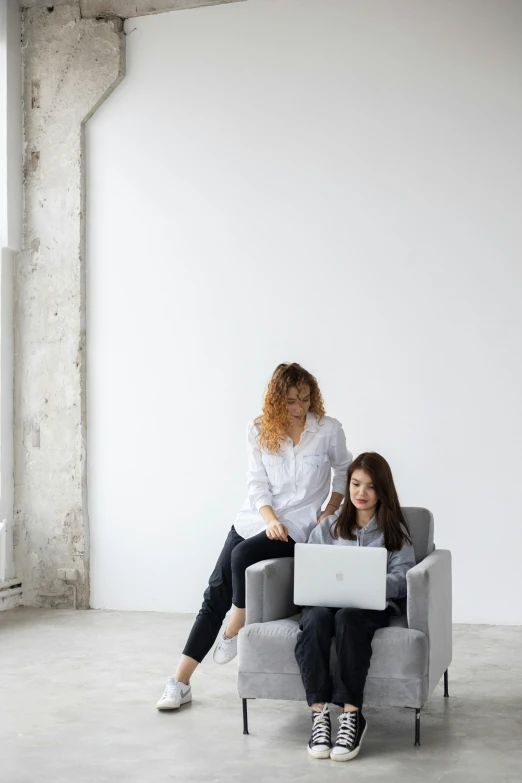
[1,610,521,783]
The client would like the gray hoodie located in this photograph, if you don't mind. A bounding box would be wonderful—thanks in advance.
[307,515,416,614]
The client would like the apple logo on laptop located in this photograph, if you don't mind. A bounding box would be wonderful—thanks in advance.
[336,571,344,582]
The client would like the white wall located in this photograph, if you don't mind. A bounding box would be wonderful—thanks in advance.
[86,0,522,624]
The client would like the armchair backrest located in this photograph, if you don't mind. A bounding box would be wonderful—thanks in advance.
[402,507,434,564]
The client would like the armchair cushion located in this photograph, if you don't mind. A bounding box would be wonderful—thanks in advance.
[239,614,427,679]
[237,614,429,707]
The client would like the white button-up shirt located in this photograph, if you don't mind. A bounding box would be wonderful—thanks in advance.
[234,413,353,543]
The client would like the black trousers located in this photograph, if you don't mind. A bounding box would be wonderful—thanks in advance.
[295,605,393,709]
[183,525,295,663]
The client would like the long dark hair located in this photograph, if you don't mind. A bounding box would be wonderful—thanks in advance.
[331,452,412,552]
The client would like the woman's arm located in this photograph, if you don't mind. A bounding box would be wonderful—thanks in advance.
[246,423,273,512]
[329,421,353,492]
[246,424,288,542]
[317,491,344,524]
[386,542,416,600]
[317,422,353,523]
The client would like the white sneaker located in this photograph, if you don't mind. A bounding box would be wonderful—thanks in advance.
[213,632,238,665]
[156,677,192,710]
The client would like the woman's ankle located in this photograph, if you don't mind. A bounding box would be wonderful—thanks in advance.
[175,654,199,685]
[176,676,190,686]
[225,607,246,638]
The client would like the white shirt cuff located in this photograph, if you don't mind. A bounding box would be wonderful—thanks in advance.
[331,477,346,494]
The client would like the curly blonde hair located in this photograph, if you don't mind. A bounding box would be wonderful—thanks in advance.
[256,363,326,453]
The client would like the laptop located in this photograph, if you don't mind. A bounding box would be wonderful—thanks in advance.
[294,544,388,610]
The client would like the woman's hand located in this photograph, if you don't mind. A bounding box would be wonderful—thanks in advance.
[317,494,343,525]
[266,519,289,542]
[259,505,288,541]
[316,510,331,525]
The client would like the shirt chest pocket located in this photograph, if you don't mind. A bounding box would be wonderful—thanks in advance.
[261,453,285,487]
[302,452,329,475]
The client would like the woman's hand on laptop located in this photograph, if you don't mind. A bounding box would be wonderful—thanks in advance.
[266,520,289,542]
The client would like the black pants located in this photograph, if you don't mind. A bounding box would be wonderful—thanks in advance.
[295,605,393,709]
[183,525,295,663]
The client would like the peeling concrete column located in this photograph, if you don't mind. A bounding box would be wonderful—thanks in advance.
[1,0,22,597]
[14,3,124,608]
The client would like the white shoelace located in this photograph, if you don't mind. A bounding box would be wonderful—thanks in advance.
[217,633,235,650]
[162,681,179,699]
[335,711,357,748]
[311,705,331,747]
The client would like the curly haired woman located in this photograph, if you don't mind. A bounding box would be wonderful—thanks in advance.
[156,363,353,711]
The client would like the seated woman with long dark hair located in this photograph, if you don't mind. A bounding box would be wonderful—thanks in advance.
[295,452,416,762]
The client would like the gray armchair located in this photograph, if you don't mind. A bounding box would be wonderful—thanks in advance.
[237,507,452,745]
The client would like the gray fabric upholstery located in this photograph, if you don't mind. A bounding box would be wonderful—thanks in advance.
[237,672,429,709]
[402,507,435,564]
[238,507,451,711]
[407,549,452,692]
[245,557,297,625]
[237,671,307,703]
[238,615,429,708]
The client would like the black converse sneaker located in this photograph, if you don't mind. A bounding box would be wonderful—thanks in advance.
[330,709,367,761]
[307,705,332,759]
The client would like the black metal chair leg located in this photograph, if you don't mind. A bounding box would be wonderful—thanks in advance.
[444,669,449,698]
[414,709,421,746]
[242,698,249,735]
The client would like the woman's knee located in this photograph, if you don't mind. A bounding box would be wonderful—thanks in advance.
[301,606,335,631]
[335,607,365,629]
[230,539,253,575]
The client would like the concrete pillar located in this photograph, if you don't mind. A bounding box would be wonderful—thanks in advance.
[14,3,124,607]
[0,0,22,252]
[0,0,22,596]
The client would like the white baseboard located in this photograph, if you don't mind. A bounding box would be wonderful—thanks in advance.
[0,577,23,611]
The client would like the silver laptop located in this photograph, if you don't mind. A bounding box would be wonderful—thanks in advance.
[294,544,387,610]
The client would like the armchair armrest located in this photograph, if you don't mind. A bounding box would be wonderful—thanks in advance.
[407,549,452,693]
[245,557,297,625]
